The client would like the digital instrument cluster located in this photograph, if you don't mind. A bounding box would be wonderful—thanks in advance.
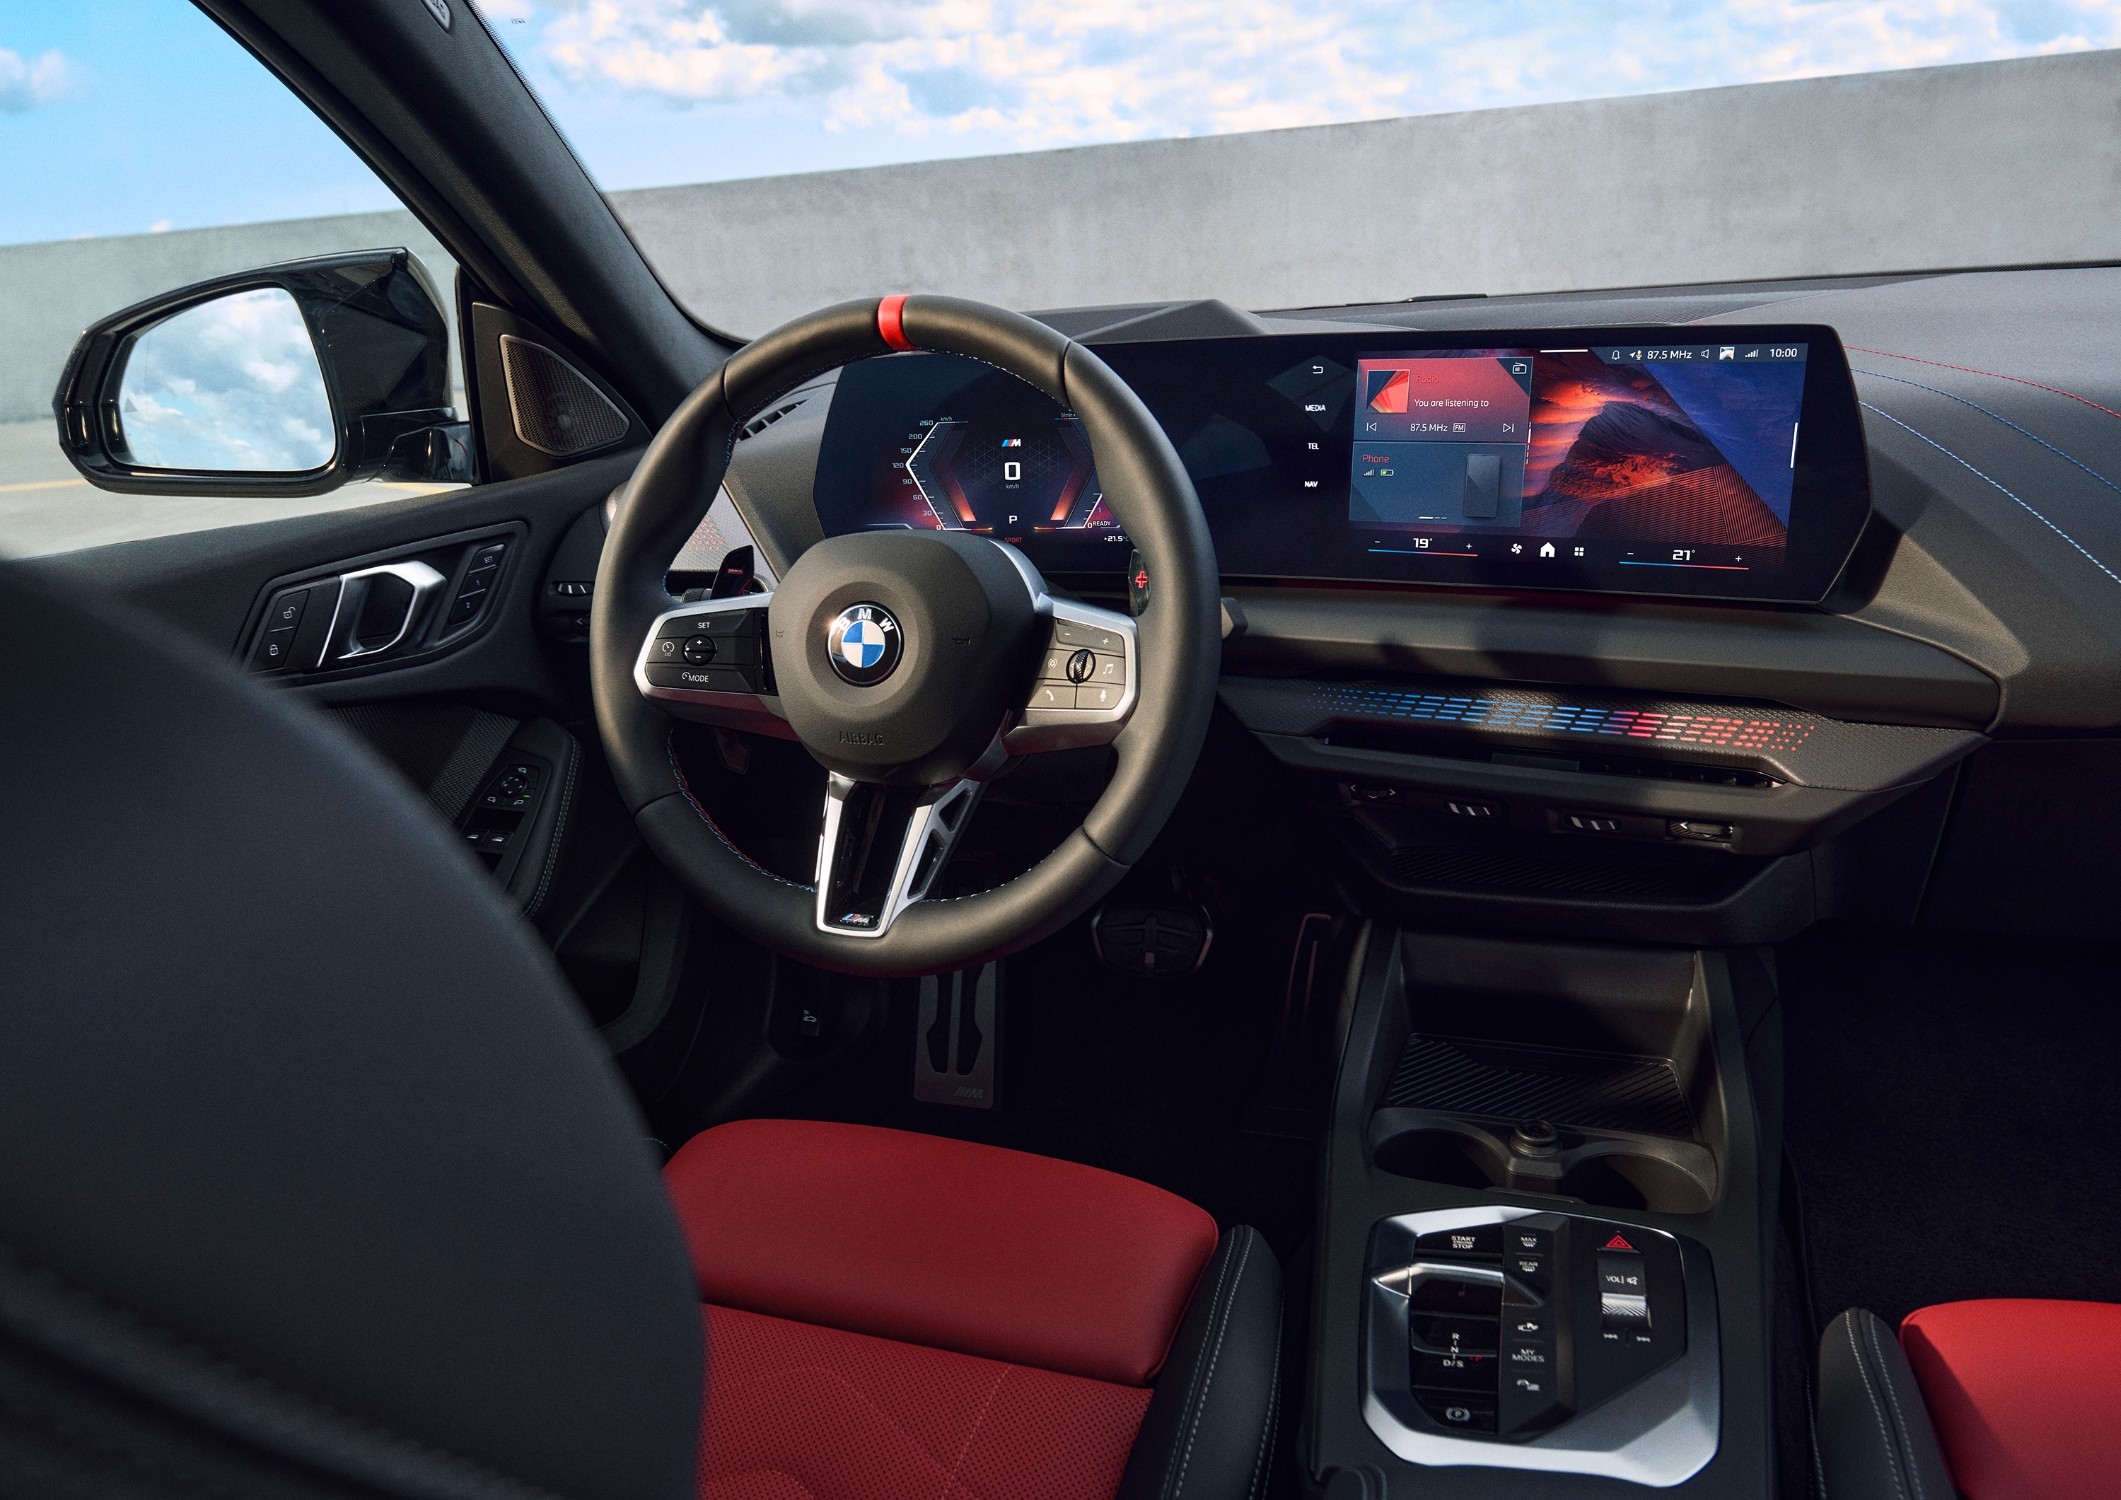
[811,324,1870,603]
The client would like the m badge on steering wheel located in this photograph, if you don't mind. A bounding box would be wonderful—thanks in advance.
[827,603,903,685]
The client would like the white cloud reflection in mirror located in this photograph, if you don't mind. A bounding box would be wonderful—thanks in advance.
[118,287,335,472]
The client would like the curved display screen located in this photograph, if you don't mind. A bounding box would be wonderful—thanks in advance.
[811,324,1870,603]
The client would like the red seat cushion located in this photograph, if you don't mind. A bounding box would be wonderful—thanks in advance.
[663,1120,1219,1385]
[700,1304,1150,1500]
[1901,1299,2121,1500]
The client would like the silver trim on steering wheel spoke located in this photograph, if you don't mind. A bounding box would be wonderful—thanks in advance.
[1005,596,1138,754]
[632,593,795,739]
[815,773,982,938]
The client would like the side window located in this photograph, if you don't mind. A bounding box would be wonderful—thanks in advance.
[0,1,465,558]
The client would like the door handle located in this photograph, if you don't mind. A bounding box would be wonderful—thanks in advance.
[327,561,446,661]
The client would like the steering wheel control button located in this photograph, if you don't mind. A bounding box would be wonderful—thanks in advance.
[1030,684,1072,710]
[1064,647,1096,684]
[681,636,717,665]
[826,603,903,686]
[1075,683,1124,711]
[1053,618,1126,655]
[647,664,754,693]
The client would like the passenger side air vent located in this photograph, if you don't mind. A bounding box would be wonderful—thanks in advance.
[499,335,628,457]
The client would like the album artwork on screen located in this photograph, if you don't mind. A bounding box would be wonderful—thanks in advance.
[1348,344,1808,578]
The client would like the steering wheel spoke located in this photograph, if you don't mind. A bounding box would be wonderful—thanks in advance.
[815,773,981,937]
[1005,597,1137,753]
[633,594,796,739]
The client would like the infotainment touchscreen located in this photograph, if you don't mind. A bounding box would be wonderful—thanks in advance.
[811,325,1870,603]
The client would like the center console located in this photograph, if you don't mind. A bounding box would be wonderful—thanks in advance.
[1362,1206,1717,1485]
[1304,930,1783,1498]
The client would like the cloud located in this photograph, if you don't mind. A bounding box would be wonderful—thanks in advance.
[498,0,2121,146]
[0,47,75,112]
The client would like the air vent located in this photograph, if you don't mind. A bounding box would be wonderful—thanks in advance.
[739,398,807,440]
[499,335,628,457]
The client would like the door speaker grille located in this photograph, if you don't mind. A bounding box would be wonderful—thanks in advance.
[499,335,628,456]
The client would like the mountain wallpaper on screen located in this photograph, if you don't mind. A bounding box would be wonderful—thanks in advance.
[1518,353,1789,547]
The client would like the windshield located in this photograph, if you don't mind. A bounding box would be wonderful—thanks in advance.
[479,2,2121,333]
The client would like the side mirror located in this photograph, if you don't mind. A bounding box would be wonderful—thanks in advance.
[52,249,471,497]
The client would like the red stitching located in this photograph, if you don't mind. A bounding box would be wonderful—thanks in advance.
[665,732,814,892]
[1849,346,2121,422]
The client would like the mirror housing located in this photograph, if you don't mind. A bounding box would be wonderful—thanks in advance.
[52,249,471,497]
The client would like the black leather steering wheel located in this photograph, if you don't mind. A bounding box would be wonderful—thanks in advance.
[590,295,1221,976]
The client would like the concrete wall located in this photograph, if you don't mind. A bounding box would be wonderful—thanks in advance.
[0,212,458,427]
[5,50,2119,424]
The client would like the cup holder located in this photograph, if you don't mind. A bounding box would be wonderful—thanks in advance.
[1370,1121,1508,1191]
[1368,1108,1717,1214]
[1559,1151,1713,1215]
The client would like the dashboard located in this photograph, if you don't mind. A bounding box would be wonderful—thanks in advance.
[813,326,1870,603]
[697,265,2121,943]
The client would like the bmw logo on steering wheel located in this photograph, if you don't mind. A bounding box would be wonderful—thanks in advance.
[826,602,903,685]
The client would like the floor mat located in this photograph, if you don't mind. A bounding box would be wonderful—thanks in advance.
[1781,926,2121,1329]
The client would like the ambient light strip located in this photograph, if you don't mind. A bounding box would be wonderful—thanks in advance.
[1313,685,1816,753]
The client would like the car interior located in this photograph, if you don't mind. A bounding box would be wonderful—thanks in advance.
[4,5,2119,1500]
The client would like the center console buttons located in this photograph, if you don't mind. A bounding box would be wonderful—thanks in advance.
[1416,1226,1502,1257]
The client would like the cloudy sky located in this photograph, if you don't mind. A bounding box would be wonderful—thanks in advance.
[3,0,2119,243]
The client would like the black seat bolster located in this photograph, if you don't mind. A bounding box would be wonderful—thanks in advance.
[1117,1225,1284,1500]
[1816,1308,1958,1500]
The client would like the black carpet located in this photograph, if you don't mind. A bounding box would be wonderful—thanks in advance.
[1781,925,2121,1330]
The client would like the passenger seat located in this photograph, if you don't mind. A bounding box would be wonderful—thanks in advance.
[1815,1300,2121,1500]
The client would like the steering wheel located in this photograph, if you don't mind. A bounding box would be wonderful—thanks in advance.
[590,296,1221,976]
